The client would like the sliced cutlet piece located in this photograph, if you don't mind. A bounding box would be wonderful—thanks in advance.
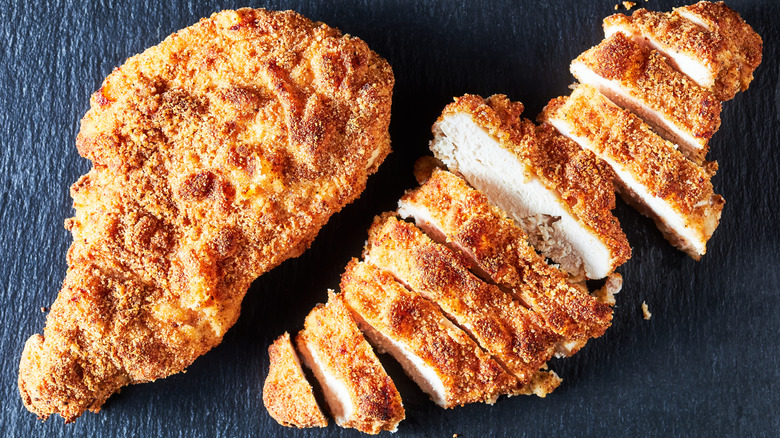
[541,85,724,259]
[398,168,613,356]
[571,32,721,163]
[296,292,405,435]
[263,332,328,429]
[364,214,559,385]
[675,1,762,95]
[603,4,762,100]
[341,259,520,407]
[430,94,630,279]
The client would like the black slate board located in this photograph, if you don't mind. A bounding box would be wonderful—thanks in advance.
[2,1,778,436]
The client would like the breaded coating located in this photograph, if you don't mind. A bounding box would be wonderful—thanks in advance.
[604,2,762,100]
[341,260,519,407]
[542,85,723,259]
[517,370,562,398]
[572,32,721,162]
[431,94,629,279]
[398,168,613,355]
[296,292,405,434]
[19,8,394,422]
[364,214,559,385]
[263,333,328,429]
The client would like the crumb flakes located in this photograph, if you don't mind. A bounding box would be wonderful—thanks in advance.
[623,1,636,10]
[641,301,652,320]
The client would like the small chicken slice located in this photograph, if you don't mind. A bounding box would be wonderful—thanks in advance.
[341,259,520,407]
[364,214,559,385]
[571,32,721,163]
[296,292,405,435]
[541,85,724,259]
[398,168,613,356]
[430,94,630,279]
[603,3,762,100]
[263,332,328,429]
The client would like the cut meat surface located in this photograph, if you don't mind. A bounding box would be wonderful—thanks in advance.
[571,32,721,162]
[296,292,405,434]
[603,2,762,100]
[263,332,327,429]
[398,168,613,356]
[341,260,519,407]
[364,214,559,384]
[541,85,724,259]
[430,94,629,279]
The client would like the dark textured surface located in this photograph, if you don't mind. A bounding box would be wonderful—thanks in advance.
[1,0,778,436]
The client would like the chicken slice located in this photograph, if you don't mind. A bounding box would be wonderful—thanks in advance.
[603,3,762,100]
[263,332,328,429]
[296,292,405,434]
[541,85,724,259]
[364,214,559,384]
[571,32,721,163]
[398,168,613,356]
[341,259,520,407]
[430,94,630,279]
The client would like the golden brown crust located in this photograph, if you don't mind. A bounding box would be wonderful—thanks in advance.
[438,94,630,272]
[296,292,405,434]
[399,169,613,349]
[20,8,393,422]
[604,3,762,100]
[541,85,723,258]
[341,260,519,406]
[364,214,559,384]
[573,32,721,161]
[263,333,328,428]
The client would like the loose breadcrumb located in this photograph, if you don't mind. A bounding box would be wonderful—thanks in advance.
[642,301,652,320]
[623,2,636,11]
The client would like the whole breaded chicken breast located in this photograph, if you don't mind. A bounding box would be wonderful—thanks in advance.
[19,8,393,422]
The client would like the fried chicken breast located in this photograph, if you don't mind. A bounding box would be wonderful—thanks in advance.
[19,8,393,422]
[263,332,328,429]
[296,292,405,434]
[398,168,613,356]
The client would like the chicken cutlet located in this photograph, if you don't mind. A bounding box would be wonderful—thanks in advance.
[542,85,723,259]
[263,332,328,429]
[364,214,559,385]
[296,291,405,434]
[603,2,762,100]
[19,8,393,422]
[430,94,629,279]
[341,260,520,407]
[398,168,613,356]
[571,32,721,163]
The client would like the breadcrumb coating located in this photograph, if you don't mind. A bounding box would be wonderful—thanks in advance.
[365,214,559,385]
[341,260,519,407]
[263,333,328,428]
[604,2,762,100]
[19,8,393,422]
[572,32,721,162]
[296,292,404,434]
[399,168,613,354]
[541,85,723,259]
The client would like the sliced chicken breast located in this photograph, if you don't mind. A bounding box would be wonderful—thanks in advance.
[541,85,724,259]
[364,214,559,384]
[398,168,613,356]
[430,94,630,279]
[263,332,328,429]
[603,3,762,100]
[296,292,405,435]
[571,32,721,163]
[341,259,519,407]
